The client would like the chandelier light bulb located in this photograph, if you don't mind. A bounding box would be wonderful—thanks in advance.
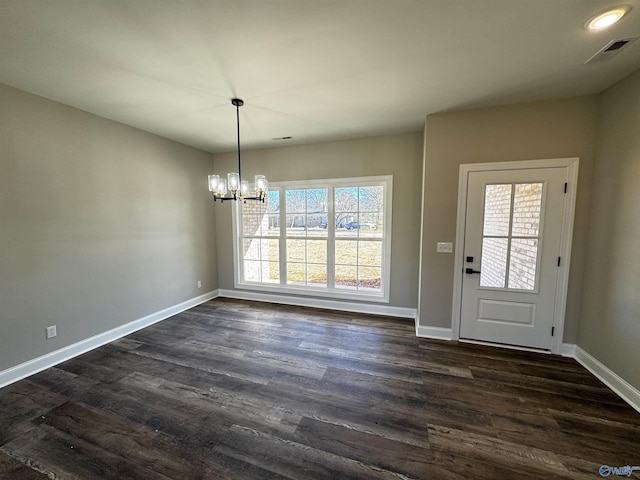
[208,174,219,193]
[228,172,240,193]
[255,175,267,193]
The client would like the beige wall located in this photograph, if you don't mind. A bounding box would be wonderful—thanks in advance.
[0,83,217,371]
[212,132,424,309]
[418,96,600,343]
[578,69,640,390]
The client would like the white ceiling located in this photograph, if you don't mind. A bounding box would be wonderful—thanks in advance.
[1,0,640,153]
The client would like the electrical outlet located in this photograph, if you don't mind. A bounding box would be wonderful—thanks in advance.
[46,325,57,339]
[197,280,202,288]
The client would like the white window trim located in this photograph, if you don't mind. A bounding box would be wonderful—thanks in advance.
[232,175,393,303]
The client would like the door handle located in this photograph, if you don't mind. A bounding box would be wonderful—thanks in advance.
[465,268,481,274]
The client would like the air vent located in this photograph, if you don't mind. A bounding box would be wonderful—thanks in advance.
[605,39,630,51]
[585,37,639,64]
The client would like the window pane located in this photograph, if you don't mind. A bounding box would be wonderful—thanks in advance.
[307,240,327,264]
[307,264,327,287]
[335,265,357,288]
[307,188,327,211]
[359,185,384,213]
[242,191,276,236]
[358,241,382,266]
[335,213,358,237]
[286,189,306,213]
[335,187,358,212]
[480,237,508,288]
[335,240,357,265]
[508,239,538,290]
[242,214,261,236]
[286,239,305,262]
[483,184,512,236]
[265,214,280,236]
[335,186,359,238]
[244,260,260,282]
[512,183,543,237]
[358,266,381,290]
[243,239,260,260]
[287,263,305,285]
[286,214,306,235]
[266,190,280,212]
[260,239,279,263]
[306,214,328,236]
[359,212,381,236]
[262,262,280,283]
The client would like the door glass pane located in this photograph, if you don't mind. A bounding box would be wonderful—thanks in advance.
[508,239,539,290]
[483,184,512,236]
[512,183,543,237]
[480,238,508,288]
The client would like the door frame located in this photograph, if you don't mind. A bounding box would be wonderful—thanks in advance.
[451,158,579,354]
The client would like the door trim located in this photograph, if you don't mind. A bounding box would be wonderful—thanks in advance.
[451,158,579,354]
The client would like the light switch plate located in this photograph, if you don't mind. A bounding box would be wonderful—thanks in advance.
[436,242,453,253]
[46,325,57,339]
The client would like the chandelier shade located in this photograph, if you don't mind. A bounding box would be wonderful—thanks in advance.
[208,98,267,203]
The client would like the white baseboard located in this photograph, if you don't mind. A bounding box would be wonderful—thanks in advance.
[217,289,416,319]
[415,325,453,340]
[574,346,640,414]
[560,343,576,357]
[0,290,219,389]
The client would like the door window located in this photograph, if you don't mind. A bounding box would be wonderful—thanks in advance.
[480,183,543,290]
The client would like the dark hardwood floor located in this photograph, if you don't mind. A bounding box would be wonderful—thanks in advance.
[1,298,639,479]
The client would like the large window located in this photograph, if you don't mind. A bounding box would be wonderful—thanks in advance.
[234,176,392,302]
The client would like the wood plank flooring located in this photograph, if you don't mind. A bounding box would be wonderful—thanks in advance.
[1,298,639,479]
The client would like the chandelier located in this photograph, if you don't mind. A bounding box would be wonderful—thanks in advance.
[208,98,268,203]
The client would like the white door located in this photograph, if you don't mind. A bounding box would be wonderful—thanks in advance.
[459,167,568,350]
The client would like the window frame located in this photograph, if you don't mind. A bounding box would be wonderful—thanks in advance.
[232,175,393,303]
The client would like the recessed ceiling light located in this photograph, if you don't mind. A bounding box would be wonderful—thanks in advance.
[586,6,630,31]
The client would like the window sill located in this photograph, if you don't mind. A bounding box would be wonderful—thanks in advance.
[234,281,390,304]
